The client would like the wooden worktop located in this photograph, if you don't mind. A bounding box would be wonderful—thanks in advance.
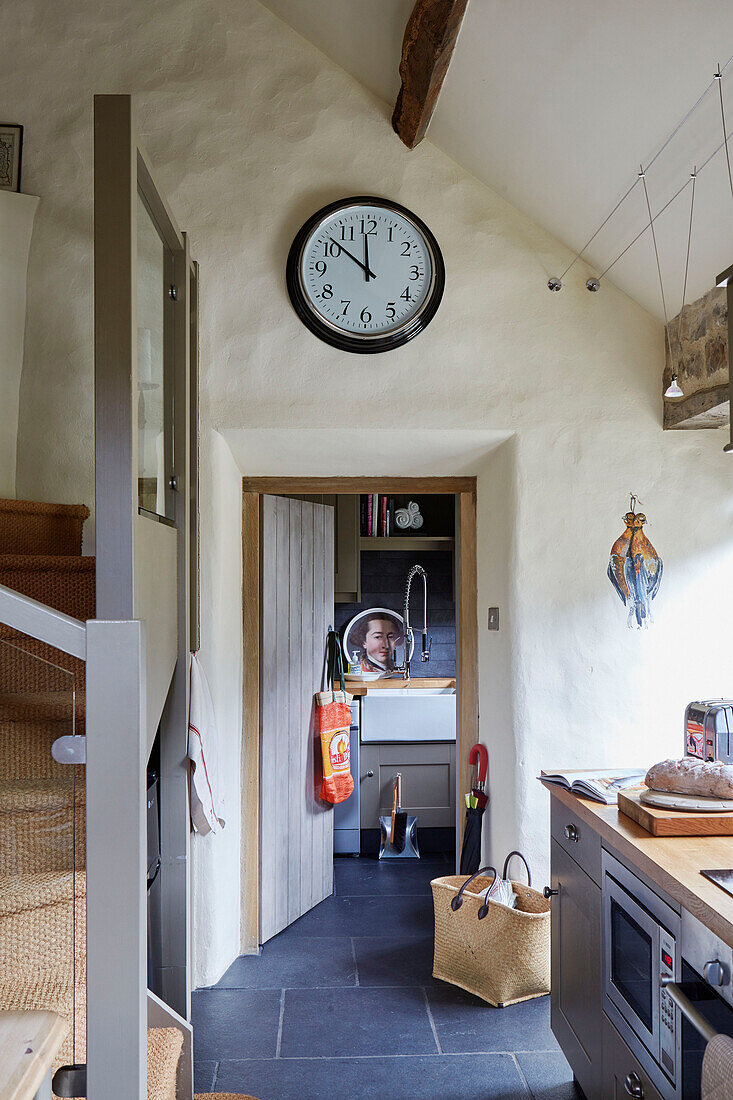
[544,781,733,950]
[345,677,456,696]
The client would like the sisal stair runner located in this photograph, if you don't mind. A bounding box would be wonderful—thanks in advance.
[0,501,92,1088]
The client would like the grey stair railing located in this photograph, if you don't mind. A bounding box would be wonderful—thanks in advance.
[0,582,149,1098]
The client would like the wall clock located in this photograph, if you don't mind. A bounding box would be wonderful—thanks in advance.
[286,196,445,354]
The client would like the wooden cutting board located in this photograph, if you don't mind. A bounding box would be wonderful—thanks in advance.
[618,789,733,836]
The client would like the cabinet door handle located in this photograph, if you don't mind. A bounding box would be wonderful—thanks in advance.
[624,1072,644,1097]
[564,823,579,843]
[543,886,558,898]
[366,770,374,778]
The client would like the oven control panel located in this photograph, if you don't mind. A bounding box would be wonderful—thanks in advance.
[659,933,676,1078]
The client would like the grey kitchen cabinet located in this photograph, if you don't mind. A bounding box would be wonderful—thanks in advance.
[551,796,601,886]
[602,1013,663,1100]
[360,742,456,830]
[550,837,603,1100]
[334,494,360,603]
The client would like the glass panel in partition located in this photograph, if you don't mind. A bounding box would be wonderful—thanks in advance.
[0,637,84,1071]
[137,190,172,518]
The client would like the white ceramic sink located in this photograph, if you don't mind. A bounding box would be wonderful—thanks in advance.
[360,689,456,743]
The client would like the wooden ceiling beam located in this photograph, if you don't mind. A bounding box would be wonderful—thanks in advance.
[392,0,469,150]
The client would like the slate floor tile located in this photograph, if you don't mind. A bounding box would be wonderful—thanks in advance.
[215,933,356,988]
[427,986,558,1054]
[280,986,437,1058]
[193,1060,217,1092]
[216,1053,528,1100]
[353,933,435,986]
[191,988,282,1060]
[335,856,448,896]
[277,893,434,939]
[516,1051,580,1099]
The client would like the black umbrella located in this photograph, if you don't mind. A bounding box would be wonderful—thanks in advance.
[459,802,485,875]
[459,744,489,875]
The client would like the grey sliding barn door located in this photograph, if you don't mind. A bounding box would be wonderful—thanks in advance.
[259,495,335,943]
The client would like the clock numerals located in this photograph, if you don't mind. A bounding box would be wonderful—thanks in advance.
[288,197,444,353]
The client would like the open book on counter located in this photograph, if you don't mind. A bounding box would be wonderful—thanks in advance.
[539,768,647,805]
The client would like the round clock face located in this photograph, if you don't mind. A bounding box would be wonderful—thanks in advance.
[286,196,444,354]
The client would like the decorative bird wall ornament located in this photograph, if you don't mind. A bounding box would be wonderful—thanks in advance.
[608,495,663,629]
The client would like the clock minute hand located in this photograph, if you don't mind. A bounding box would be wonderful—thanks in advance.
[330,238,376,280]
[363,233,371,282]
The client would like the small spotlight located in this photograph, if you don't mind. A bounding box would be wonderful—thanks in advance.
[547,277,562,292]
[586,277,600,292]
[664,376,683,399]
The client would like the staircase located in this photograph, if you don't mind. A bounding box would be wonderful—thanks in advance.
[0,500,190,1099]
[0,500,91,1082]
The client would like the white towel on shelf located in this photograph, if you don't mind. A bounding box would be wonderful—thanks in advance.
[188,653,226,835]
[702,1034,733,1100]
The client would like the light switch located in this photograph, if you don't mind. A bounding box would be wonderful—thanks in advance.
[488,607,499,631]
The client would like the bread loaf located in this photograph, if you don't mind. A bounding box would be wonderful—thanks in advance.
[645,758,733,799]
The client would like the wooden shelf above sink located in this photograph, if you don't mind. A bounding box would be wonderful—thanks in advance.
[345,677,456,696]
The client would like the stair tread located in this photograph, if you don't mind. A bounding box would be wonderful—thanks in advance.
[0,778,84,812]
[0,690,86,722]
[0,870,86,915]
[0,555,95,572]
[0,500,90,520]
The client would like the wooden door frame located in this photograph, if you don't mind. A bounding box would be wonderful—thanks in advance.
[240,476,478,952]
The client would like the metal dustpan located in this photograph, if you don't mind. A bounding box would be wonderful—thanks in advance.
[379,813,419,858]
[379,775,419,859]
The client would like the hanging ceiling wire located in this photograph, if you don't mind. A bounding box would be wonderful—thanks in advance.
[715,64,733,203]
[639,166,678,399]
[596,108,733,283]
[665,168,697,398]
[547,55,733,292]
[714,65,733,454]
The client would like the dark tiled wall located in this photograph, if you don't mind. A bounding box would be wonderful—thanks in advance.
[334,549,456,678]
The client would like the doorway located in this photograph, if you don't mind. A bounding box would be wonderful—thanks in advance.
[240,477,478,952]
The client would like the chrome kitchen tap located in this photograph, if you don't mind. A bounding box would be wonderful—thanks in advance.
[395,564,431,681]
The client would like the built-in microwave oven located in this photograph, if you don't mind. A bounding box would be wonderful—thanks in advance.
[603,850,681,1097]
[602,850,733,1099]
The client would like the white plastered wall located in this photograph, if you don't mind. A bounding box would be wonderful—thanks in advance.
[4,0,733,986]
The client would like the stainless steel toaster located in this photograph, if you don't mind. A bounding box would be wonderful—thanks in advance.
[685,699,733,764]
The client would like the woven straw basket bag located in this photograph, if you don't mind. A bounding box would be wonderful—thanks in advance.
[431,852,550,1007]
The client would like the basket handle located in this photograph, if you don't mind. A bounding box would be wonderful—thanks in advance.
[450,866,497,912]
[502,850,532,887]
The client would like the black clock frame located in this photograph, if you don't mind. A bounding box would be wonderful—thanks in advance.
[286,195,445,354]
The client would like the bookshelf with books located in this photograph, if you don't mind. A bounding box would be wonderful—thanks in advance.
[359,494,454,551]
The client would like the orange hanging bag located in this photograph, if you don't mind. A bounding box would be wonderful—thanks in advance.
[315,631,355,805]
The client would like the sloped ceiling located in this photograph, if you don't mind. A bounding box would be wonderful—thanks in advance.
[260,0,733,319]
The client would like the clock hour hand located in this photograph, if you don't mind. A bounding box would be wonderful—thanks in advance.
[330,238,376,281]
